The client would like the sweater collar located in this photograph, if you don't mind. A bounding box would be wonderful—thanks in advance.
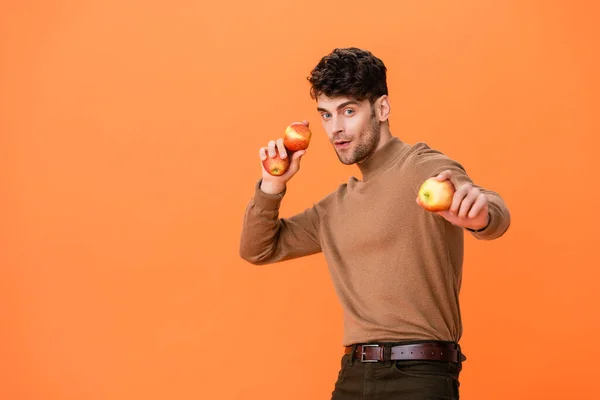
[357,136,405,181]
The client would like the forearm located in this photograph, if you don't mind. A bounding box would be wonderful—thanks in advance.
[239,181,287,264]
[409,143,511,240]
[239,180,325,265]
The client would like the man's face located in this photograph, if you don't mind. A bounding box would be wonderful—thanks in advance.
[316,95,381,165]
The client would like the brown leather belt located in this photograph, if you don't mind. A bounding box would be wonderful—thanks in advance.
[345,342,464,363]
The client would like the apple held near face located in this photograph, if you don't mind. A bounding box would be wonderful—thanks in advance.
[417,177,455,212]
[262,152,290,176]
[263,153,290,176]
[283,122,312,152]
[263,122,312,176]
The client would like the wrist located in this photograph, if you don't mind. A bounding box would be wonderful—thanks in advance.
[467,212,491,233]
[260,179,286,195]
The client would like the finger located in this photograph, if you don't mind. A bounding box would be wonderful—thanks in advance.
[276,138,287,159]
[259,147,267,161]
[467,193,487,219]
[458,187,480,218]
[267,140,276,158]
[436,169,452,181]
[301,120,310,127]
[450,184,471,215]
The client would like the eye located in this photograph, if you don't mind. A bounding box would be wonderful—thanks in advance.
[321,112,332,120]
[344,109,355,116]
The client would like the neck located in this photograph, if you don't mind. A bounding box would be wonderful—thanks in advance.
[356,127,405,181]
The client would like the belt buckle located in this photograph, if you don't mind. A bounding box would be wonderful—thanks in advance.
[360,344,380,363]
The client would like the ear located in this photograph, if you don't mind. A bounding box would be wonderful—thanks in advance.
[375,95,391,122]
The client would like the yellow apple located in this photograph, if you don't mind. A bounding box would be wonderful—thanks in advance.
[417,177,455,212]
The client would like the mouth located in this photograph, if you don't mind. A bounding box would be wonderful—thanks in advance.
[334,140,351,149]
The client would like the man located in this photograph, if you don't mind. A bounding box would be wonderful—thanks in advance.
[239,47,510,399]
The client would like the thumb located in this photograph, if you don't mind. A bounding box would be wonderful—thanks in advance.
[291,150,306,163]
[289,150,306,170]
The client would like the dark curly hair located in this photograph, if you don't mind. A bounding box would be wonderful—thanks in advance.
[307,47,388,104]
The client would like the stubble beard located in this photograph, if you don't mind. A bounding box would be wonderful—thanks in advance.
[335,112,381,165]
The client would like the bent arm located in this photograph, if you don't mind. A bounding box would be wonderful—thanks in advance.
[239,179,330,264]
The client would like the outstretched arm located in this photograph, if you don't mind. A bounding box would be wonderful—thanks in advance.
[412,143,511,240]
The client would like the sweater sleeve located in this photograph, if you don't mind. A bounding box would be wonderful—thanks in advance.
[238,179,331,265]
[410,142,511,240]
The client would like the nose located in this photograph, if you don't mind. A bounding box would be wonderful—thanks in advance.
[330,116,344,137]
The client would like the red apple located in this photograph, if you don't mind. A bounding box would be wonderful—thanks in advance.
[283,122,312,151]
[417,177,455,212]
[262,152,290,176]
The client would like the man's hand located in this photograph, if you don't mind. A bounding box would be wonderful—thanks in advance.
[423,169,490,231]
[258,120,309,194]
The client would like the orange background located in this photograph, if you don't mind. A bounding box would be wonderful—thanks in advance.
[1,1,599,399]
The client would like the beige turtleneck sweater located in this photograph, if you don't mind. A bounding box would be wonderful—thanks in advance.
[239,137,511,346]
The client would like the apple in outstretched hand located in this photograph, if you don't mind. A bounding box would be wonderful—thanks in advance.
[283,122,312,151]
[262,152,290,176]
[417,177,455,212]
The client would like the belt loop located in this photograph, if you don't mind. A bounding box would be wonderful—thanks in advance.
[349,344,358,366]
[383,344,392,367]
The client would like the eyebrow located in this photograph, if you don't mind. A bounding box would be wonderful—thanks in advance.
[317,100,359,113]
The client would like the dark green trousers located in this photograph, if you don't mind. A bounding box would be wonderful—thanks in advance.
[331,354,462,399]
